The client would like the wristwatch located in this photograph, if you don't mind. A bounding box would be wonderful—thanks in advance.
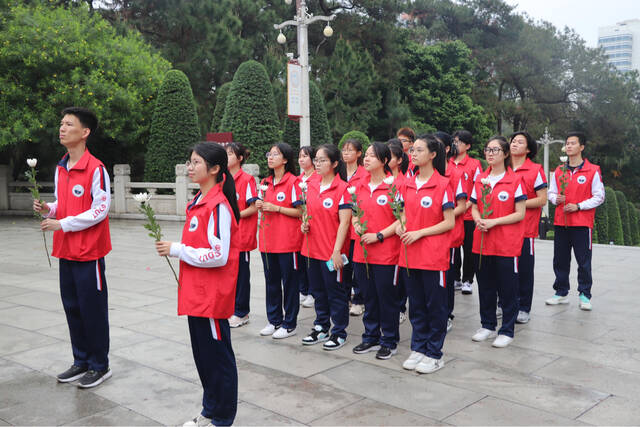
[577,203,581,211]
[376,232,384,242]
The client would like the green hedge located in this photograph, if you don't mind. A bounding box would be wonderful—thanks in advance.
[615,191,632,245]
[605,187,624,245]
[338,130,370,154]
[283,81,332,147]
[210,82,231,132]
[594,196,609,244]
[144,70,200,182]
[220,60,280,176]
[628,202,640,246]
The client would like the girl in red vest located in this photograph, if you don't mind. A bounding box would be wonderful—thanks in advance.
[470,136,526,349]
[226,143,259,329]
[509,132,547,324]
[300,144,352,350]
[351,142,402,360]
[156,142,241,427]
[298,146,320,309]
[255,143,303,339]
[397,135,455,374]
[341,138,368,316]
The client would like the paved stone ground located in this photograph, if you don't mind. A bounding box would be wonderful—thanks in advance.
[1,215,640,426]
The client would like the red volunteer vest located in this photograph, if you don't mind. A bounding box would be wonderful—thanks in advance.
[449,154,482,221]
[445,166,467,248]
[552,159,600,228]
[178,186,239,319]
[514,158,547,238]
[52,150,111,261]
[258,172,303,253]
[347,165,369,240]
[233,168,258,252]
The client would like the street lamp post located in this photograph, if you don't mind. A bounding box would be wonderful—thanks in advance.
[275,0,335,147]
[537,127,564,217]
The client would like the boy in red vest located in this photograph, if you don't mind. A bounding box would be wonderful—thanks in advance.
[34,107,112,388]
[546,131,604,310]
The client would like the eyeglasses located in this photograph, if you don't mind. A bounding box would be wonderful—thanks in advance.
[398,138,412,144]
[313,158,330,165]
[408,147,426,154]
[185,159,205,168]
[265,152,282,159]
[484,147,503,155]
[341,148,356,154]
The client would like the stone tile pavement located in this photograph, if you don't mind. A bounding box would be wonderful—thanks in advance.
[1,216,640,425]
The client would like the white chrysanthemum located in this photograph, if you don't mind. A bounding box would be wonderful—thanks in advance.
[347,186,356,195]
[133,192,152,203]
[559,156,568,163]
[298,182,307,191]
[383,176,394,185]
[561,146,566,153]
[480,178,491,186]
[27,158,37,168]
[260,185,269,192]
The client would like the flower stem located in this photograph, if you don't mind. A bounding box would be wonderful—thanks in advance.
[479,232,484,269]
[165,255,179,287]
[41,230,51,268]
[403,243,410,276]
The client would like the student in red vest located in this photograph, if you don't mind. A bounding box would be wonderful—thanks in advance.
[470,136,526,348]
[350,142,402,360]
[225,142,259,329]
[435,131,468,333]
[298,146,320,309]
[546,132,604,311]
[341,138,368,316]
[255,143,303,339]
[509,132,547,323]
[450,130,483,295]
[398,135,455,374]
[156,142,241,426]
[300,144,352,350]
[396,127,416,175]
[34,107,112,388]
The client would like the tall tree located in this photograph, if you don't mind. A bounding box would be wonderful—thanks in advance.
[210,82,232,133]
[605,187,624,245]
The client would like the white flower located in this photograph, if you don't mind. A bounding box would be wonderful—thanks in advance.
[561,146,566,153]
[559,156,568,163]
[298,182,307,191]
[27,158,37,168]
[133,192,152,203]
[260,184,269,192]
[383,176,394,185]
[480,178,490,186]
[347,186,356,195]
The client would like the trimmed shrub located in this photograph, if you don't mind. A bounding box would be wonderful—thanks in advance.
[210,82,232,132]
[628,202,640,246]
[615,191,632,245]
[283,81,332,147]
[594,197,609,244]
[605,187,624,245]
[220,60,280,175]
[338,130,370,154]
[144,70,200,182]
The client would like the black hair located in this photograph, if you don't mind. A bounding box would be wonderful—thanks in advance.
[191,142,241,222]
[299,145,317,160]
[342,138,364,166]
[268,142,298,177]
[486,135,511,170]
[509,131,537,159]
[434,131,457,160]
[414,133,446,176]
[453,129,473,146]
[368,142,392,175]
[317,144,347,181]
[61,106,98,136]
[566,131,586,146]
[387,139,409,174]
[226,142,250,165]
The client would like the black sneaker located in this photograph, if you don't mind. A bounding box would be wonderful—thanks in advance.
[353,341,381,354]
[302,325,330,345]
[77,368,112,389]
[375,346,398,360]
[56,365,87,383]
[322,334,346,351]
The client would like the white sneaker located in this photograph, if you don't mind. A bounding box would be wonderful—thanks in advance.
[259,324,277,336]
[461,281,473,294]
[183,414,212,427]
[447,318,453,332]
[399,311,408,324]
[516,311,530,324]
[472,328,497,342]
[579,294,592,311]
[272,327,296,339]
[349,304,364,316]
[299,293,306,304]
[454,280,463,291]
[228,314,249,328]
[492,334,513,348]
[545,295,569,305]
[415,356,445,374]
[302,294,315,308]
[496,307,503,319]
[402,351,425,370]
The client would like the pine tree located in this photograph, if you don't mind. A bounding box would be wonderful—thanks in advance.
[210,82,232,132]
[605,187,624,245]
[283,81,332,147]
[339,130,370,154]
[615,191,632,245]
[144,70,200,182]
[594,198,609,244]
[627,202,640,246]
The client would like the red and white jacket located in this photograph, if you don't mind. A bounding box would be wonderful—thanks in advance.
[233,168,258,252]
[170,185,239,319]
[448,154,482,221]
[445,166,468,248]
[258,172,303,253]
[48,150,111,261]
[513,158,547,238]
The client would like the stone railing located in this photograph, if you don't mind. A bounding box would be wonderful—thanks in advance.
[0,163,259,220]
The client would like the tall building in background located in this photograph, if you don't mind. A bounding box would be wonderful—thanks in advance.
[598,19,640,73]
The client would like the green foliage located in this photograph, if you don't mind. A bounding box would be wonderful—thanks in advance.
[615,191,632,245]
[220,60,280,176]
[144,70,200,182]
[283,81,332,147]
[0,2,170,175]
[605,187,624,245]
[627,202,640,246]
[339,131,371,155]
[594,198,609,244]
[210,82,231,133]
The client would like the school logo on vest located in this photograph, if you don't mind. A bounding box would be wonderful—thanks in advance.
[420,196,432,208]
[323,198,334,209]
[189,216,198,232]
[276,191,286,202]
[376,195,388,206]
[498,191,509,202]
[72,184,84,197]
[577,175,587,184]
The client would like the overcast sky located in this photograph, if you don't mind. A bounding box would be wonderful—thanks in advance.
[504,0,639,47]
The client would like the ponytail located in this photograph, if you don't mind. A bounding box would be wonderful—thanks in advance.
[221,168,241,222]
